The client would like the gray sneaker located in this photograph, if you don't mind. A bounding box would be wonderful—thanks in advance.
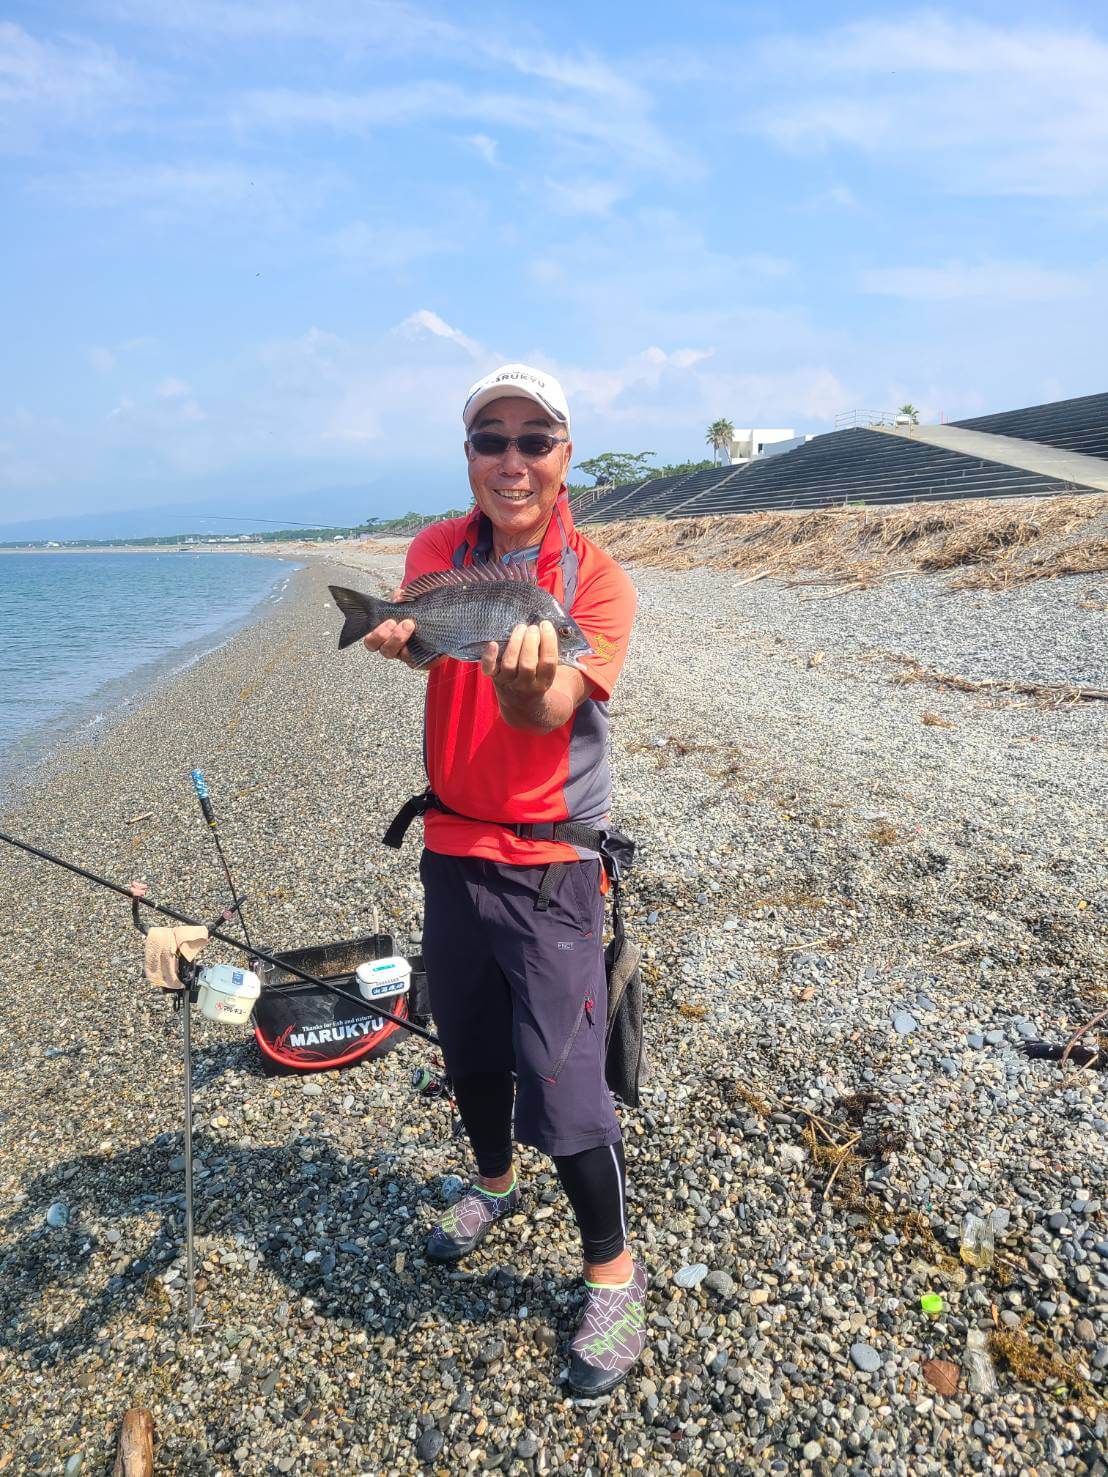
[426,1179,521,1262]
[567,1261,649,1396]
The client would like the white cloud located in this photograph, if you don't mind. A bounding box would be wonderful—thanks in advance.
[235,76,686,176]
[464,133,499,166]
[542,177,627,217]
[0,21,141,145]
[751,13,1108,198]
[47,162,337,221]
[859,260,1090,302]
[326,220,455,272]
[157,377,191,398]
[806,184,857,210]
[397,309,483,358]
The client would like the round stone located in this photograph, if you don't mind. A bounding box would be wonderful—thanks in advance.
[850,1342,883,1373]
[415,1428,444,1463]
[46,1202,69,1229]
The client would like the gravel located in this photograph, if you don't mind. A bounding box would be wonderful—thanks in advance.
[0,548,1105,1473]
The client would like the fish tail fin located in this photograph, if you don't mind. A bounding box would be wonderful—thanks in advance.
[329,585,387,649]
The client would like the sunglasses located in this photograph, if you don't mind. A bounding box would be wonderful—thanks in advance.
[467,431,568,459]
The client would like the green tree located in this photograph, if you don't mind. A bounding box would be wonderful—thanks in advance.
[898,403,920,425]
[705,418,735,464]
[574,451,656,487]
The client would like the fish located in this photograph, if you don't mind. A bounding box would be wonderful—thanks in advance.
[328,563,594,669]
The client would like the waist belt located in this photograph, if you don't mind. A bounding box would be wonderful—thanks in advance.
[382,788,635,912]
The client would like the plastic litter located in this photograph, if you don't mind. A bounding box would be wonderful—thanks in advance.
[920,1292,945,1317]
[964,1329,999,1395]
[960,1212,995,1270]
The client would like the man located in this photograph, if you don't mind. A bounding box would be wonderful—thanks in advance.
[363,363,645,1396]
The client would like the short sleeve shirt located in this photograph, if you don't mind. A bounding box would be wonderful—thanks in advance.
[404,494,637,865]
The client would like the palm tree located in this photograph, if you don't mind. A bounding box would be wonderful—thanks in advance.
[898,403,920,425]
[705,418,735,464]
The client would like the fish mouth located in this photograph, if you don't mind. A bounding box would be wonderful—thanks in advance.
[566,647,596,671]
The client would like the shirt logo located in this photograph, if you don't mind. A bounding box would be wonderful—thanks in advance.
[557,941,574,951]
[590,634,617,661]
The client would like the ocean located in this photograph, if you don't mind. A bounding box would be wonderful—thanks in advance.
[0,551,298,791]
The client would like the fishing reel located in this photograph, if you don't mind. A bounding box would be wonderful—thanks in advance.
[410,1065,465,1137]
[411,1065,451,1100]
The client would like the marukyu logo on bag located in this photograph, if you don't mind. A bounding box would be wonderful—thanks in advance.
[281,1013,385,1051]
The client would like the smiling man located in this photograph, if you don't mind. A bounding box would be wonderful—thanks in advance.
[363,363,645,1396]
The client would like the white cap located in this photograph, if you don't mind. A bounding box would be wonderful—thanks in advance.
[463,362,570,431]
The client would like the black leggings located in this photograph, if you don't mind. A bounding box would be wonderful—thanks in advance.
[451,1071,627,1264]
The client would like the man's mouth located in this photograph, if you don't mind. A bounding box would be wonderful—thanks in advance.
[494,489,533,503]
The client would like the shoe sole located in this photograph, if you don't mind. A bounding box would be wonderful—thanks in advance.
[567,1370,626,1399]
[425,1220,494,1263]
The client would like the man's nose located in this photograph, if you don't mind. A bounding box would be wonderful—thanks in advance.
[499,443,527,474]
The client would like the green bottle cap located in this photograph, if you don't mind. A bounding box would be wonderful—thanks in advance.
[920,1293,944,1316]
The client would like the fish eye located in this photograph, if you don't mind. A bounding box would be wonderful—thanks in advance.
[559,624,573,637]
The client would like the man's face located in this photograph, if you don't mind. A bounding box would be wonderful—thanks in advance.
[465,396,573,547]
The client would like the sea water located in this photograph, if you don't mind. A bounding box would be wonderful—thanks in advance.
[0,551,297,791]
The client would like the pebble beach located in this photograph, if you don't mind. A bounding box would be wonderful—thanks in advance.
[1,538,1106,1475]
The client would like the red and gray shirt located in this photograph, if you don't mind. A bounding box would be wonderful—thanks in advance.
[403,492,637,866]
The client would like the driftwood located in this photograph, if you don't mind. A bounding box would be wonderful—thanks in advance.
[889,656,1108,704]
[113,1409,154,1477]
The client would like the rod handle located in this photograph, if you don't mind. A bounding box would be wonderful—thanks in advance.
[190,769,216,828]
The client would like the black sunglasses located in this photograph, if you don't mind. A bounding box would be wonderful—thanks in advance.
[467,431,568,459]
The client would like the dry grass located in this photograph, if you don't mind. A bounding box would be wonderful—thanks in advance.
[989,1328,1103,1412]
[587,494,1108,590]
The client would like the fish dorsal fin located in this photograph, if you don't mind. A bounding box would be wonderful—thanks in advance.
[401,560,537,599]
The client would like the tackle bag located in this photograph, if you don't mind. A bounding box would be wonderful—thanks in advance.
[251,933,429,1076]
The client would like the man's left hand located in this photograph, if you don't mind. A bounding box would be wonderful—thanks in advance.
[481,620,559,699]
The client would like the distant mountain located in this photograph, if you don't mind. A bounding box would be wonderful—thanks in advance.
[0,475,462,542]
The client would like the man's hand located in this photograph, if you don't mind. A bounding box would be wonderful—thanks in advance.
[362,588,421,668]
[482,621,589,732]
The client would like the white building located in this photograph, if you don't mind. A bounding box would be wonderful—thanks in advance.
[726,428,814,465]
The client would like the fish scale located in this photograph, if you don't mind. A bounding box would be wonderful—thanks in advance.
[328,563,594,670]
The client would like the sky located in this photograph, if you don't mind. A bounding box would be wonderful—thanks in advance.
[2,0,1108,527]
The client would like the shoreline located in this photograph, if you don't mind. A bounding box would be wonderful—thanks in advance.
[0,552,303,805]
[1,546,1105,1473]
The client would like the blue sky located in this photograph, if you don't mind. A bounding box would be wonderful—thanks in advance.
[2,1,1107,524]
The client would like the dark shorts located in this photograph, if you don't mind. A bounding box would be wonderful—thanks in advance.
[419,849,621,1158]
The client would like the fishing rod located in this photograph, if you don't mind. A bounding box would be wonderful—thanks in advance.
[0,828,439,1048]
[190,769,253,952]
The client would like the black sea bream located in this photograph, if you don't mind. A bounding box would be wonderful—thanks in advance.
[329,563,593,669]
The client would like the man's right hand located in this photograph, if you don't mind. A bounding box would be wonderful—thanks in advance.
[362,588,420,667]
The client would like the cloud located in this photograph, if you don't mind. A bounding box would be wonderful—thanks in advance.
[0,21,141,145]
[542,177,627,217]
[750,12,1108,198]
[236,79,685,175]
[805,184,858,210]
[326,221,455,272]
[463,133,499,166]
[44,161,339,222]
[86,336,155,376]
[157,377,191,398]
[397,309,483,358]
[859,260,1090,302]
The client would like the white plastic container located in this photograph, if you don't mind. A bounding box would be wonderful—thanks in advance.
[355,956,411,1002]
[196,963,262,1026]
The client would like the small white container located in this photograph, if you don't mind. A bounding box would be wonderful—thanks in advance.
[355,956,411,1002]
[196,963,262,1026]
